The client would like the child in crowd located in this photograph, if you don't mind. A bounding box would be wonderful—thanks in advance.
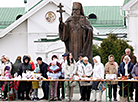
[32,63,40,101]
[47,60,61,101]
[2,66,12,101]
[13,73,19,100]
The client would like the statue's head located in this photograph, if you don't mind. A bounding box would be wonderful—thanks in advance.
[72,2,84,17]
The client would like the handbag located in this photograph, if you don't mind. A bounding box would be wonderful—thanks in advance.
[65,81,77,87]
[98,82,106,92]
[65,77,77,87]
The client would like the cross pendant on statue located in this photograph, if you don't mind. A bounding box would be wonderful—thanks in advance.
[57,3,65,22]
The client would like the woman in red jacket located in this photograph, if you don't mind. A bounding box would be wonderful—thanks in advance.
[27,55,35,71]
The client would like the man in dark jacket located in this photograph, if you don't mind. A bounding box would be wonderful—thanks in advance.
[36,57,49,100]
[121,48,137,65]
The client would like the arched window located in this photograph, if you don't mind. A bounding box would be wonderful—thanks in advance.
[88,14,97,19]
[16,15,22,20]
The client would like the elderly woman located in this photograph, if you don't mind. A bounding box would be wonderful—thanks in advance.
[131,62,138,101]
[118,55,134,101]
[92,56,104,102]
[105,55,118,101]
[78,57,92,101]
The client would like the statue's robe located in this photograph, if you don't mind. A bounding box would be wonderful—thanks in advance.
[59,15,93,64]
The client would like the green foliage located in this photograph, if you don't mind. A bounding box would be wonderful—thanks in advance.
[93,34,134,65]
[92,44,100,57]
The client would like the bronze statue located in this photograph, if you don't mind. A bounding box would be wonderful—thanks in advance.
[57,2,93,64]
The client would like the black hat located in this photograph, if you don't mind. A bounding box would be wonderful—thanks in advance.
[78,53,84,57]
[51,55,58,60]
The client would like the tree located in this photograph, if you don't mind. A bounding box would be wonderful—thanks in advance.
[98,34,134,65]
[92,44,100,57]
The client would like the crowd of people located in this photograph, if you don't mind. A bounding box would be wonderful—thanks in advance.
[0,48,138,102]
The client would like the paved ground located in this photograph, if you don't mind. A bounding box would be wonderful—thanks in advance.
[3,87,136,102]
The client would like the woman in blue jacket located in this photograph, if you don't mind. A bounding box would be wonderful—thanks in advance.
[118,55,134,101]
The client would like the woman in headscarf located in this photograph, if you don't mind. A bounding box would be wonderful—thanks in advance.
[105,55,118,101]
[27,55,35,71]
[118,55,134,102]
[11,56,22,76]
[92,56,104,102]
[0,55,12,76]
[18,55,32,100]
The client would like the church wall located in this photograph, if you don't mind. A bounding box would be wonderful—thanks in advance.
[0,1,72,63]
[26,2,70,63]
[127,14,138,57]
[0,21,27,62]
[28,2,70,33]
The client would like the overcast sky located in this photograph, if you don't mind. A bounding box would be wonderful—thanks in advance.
[0,0,125,7]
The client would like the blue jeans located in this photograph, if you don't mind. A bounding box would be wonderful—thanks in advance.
[42,81,49,99]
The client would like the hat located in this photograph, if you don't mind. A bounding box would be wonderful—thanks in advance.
[51,55,58,60]
[3,55,9,61]
[62,53,67,57]
[72,2,84,16]
[5,66,10,70]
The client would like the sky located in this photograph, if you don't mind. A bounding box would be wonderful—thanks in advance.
[0,0,125,7]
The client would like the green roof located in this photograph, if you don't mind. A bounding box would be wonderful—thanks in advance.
[95,27,127,34]
[123,0,130,6]
[34,36,104,42]
[83,6,125,27]
[0,7,25,29]
[0,6,125,29]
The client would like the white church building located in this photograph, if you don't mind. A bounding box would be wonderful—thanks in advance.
[0,0,135,63]
[0,0,72,63]
[121,0,138,58]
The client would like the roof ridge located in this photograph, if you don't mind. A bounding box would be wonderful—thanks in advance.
[0,7,25,8]
[83,6,120,7]
[28,0,43,12]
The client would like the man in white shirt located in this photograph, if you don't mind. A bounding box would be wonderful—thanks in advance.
[60,53,67,99]
[76,53,84,101]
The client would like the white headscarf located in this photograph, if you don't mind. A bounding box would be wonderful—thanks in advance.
[123,55,131,76]
[93,56,104,79]
[93,55,101,64]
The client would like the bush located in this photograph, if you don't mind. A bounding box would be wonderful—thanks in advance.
[94,34,134,65]
[92,44,100,57]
